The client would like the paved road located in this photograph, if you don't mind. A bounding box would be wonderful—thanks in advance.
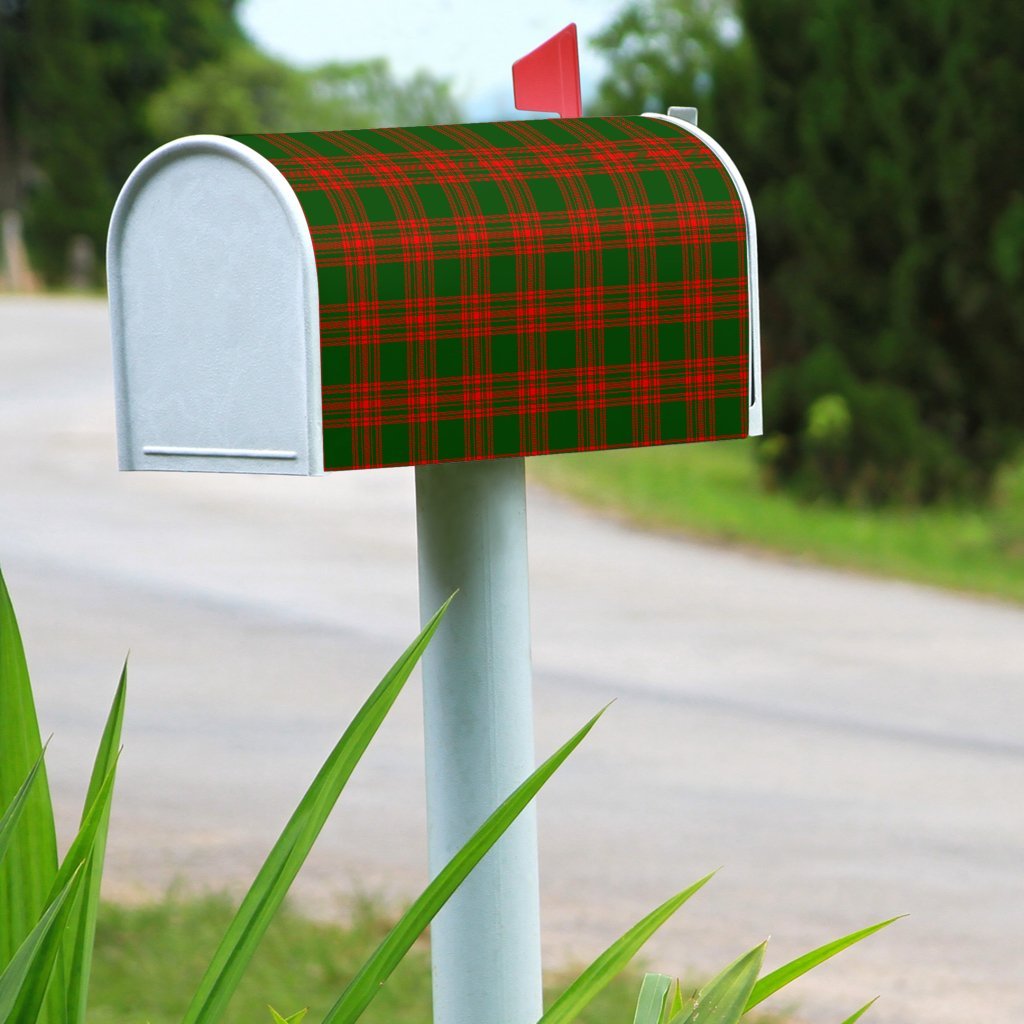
[1,296,1022,1023]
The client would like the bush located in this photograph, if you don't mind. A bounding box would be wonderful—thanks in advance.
[991,452,1024,557]
[759,345,976,505]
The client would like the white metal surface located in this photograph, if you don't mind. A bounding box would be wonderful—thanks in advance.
[107,135,323,475]
[666,105,699,125]
[415,458,542,1024]
[646,111,763,437]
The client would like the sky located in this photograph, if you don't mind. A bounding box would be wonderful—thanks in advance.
[239,0,627,120]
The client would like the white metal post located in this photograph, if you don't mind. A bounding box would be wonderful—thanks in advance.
[415,457,542,1024]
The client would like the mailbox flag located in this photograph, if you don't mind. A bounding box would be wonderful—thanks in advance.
[512,24,583,119]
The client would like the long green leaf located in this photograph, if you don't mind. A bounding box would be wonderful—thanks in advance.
[49,763,119,906]
[0,750,46,870]
[0,568,59,1004]
[839,998,878,1024]
[12,762,119,1022]
[633,974,671,1024]
[183,598,453,1024]
[745,918,902,1012]
[540,873,715,1024]
[0,868,84,1024]
[670,943,765,1024]
[321,708,607,1024]
[66,663,127,1024]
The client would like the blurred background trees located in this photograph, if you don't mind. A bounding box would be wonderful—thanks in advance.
[1,0,244,283]
[1,0,1021,509]
[0,0,461,287]
[147,50,462,140]
[595,0,1024,505]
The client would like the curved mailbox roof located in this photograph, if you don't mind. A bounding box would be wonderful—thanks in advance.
[109,114,758,475]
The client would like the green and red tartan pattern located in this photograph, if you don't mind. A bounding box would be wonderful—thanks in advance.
[235,116,750,471]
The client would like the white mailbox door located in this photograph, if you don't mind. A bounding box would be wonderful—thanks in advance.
[108,136,323,475]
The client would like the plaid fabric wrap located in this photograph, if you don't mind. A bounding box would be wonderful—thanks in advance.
[235,116,750,471]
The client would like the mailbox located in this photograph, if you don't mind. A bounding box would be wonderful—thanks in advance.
[106,52,766,1024]
[108,112,760,475]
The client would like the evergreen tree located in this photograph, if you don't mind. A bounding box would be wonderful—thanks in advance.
[594,0,1024,503]
[1,1,462,287]
[6,0,114,283]
[1,0,241,284]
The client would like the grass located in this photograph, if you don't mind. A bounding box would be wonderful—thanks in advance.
[530,440,1024,604]
[86,895,646,1024]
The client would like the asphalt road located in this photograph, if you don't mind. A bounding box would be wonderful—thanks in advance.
[1,296,1022,1022]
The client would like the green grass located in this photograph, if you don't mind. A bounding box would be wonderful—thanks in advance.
[88,895,431,1024]
[530,440,1024,604]
[84,895,797,1024]
[85,895,646,1024]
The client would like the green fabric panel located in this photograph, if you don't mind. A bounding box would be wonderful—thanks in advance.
[234,116,753,470]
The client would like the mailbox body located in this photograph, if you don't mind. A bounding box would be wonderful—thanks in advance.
[108,114,760,476]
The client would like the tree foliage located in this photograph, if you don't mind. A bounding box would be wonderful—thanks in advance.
[0,1,461,286]
[147,45,462,140]
[594,0,1024,504]
[1,0,242,283]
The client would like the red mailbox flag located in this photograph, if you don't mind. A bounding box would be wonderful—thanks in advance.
[512,24,583,118]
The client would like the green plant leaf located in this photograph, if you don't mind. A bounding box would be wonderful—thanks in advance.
[0,749,46,870]
[12,760,119,1022]
[66,663,127,1024]
[669,943,765,1024]
[268,1008,308,1024]
[666,980,684,1021]
[182,597,454,1024]
[633,973,671,1024]
[839,997,878,1024]
[0,867,85,1024]
[0,569,60,983]
[539,873,714,1024]
[745,918,902,1011]
[321,708,607,1024]
[49,762,119,906]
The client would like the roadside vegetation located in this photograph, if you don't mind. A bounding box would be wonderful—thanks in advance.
[1,567,892,1024]
[0,0,462,290]
[87,895,646,1024]
[594,0,1024,512]
[531,441,1024,604]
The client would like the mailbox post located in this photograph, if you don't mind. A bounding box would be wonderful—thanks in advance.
[107,25,760,1024]
[416,458,540,1023]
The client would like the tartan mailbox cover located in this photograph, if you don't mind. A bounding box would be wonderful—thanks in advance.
[108,113,760,476]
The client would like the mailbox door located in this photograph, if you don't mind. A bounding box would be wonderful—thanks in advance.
[108,136,323,475]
